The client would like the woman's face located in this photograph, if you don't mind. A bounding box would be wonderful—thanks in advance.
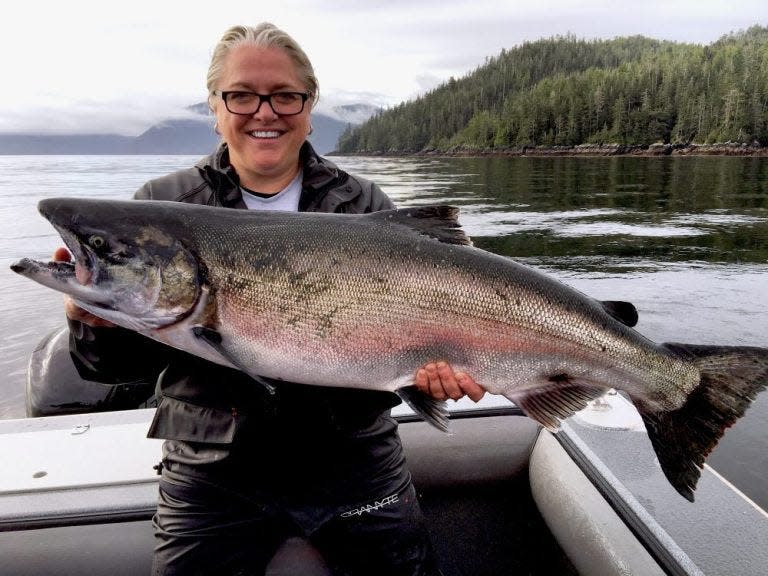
[214,44,312,191]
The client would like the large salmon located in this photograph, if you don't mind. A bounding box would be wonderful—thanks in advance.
[11,198,767,501]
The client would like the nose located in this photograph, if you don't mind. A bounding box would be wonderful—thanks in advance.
[252,98,278,120]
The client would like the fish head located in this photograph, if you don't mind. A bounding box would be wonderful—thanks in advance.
[12,197,202,332]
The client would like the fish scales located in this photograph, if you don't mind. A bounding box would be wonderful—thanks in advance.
[11,198,768,501]
[200,213,694,406]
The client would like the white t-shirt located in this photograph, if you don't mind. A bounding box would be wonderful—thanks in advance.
[240,170,302,212]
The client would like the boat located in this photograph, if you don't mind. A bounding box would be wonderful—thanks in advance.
[1,328,766,575]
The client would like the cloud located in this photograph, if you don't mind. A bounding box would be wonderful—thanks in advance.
[1,0,766,135]
[0,99,207,136]
[414,73,444,94]
[314,91,391,112]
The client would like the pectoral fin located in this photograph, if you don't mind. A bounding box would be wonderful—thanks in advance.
[192,326,276,395]
[397,386,450,432]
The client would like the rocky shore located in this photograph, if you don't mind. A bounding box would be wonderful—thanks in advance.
[339,143,768,157]
[502,143,768,157]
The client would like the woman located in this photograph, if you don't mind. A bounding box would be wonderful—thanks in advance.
[60,23,484,575]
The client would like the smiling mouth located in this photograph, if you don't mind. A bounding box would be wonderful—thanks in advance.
[249,130,282,139]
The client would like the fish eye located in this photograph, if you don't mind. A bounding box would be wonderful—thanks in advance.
[88,235,106,250]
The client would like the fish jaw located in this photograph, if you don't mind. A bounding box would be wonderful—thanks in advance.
[12,197,204,332]
[11,258,111,305]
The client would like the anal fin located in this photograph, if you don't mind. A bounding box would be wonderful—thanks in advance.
[192,326,276,395]
[508,377,605,430]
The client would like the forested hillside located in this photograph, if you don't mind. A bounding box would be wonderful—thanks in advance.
[337,26,768,153]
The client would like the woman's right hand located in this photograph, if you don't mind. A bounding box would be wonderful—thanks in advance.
[54,247,116,328]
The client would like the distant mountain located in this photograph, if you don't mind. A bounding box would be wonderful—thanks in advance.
[0,102,378,155]
[130,117,217,154]
[0,134,135,155]
[311,104,381,153]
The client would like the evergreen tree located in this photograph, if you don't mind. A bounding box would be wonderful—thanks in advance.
[337,27,768,153]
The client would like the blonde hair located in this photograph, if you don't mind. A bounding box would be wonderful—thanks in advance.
[206,23,319,111]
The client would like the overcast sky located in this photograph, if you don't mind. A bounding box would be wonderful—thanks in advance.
[1,0,765,135]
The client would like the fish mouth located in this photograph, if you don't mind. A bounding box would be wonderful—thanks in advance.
[37,199,96,273]
[10,256,108,306]
[41,210,99,287]
[11,197,110,303]
[11,258,74,279]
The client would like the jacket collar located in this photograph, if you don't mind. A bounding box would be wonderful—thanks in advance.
[299,142,340,190]
[195,141,353,210]
[193,144,242,207]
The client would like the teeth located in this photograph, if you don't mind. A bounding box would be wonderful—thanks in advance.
[250,131,281,138]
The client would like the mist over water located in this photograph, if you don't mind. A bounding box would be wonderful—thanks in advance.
[0,154,766,508]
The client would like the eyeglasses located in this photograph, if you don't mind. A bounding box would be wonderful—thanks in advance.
[213,90,310,116]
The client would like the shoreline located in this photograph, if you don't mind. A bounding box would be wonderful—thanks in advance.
[333,143,768,158]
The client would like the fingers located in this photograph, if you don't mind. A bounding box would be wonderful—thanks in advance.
[416,362,458,400]
[64,296,86,322]
[53,247,71,262]
[455,371,486,402]
[64,297,116,327]
[65,299,116,327]
[415,361,486,402]
[53,247,116,328]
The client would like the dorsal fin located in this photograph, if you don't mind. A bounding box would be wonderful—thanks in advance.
[369,205,472,246]
[600,300,638,327]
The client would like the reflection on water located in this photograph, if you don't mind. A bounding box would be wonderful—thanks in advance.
[0,154,766,508]
[344,155,768,273]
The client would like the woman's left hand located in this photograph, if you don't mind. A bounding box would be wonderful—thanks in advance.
[415,362,486,402]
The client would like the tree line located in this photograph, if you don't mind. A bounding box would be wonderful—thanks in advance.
[336,26,768,153]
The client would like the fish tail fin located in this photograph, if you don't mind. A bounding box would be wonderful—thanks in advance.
[397,386,450,432]
[637,343,768,501]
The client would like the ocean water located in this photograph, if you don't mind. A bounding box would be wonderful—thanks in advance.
[0,153,766,509]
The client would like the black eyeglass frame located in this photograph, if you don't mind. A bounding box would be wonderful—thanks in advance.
[213,90,311,116]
